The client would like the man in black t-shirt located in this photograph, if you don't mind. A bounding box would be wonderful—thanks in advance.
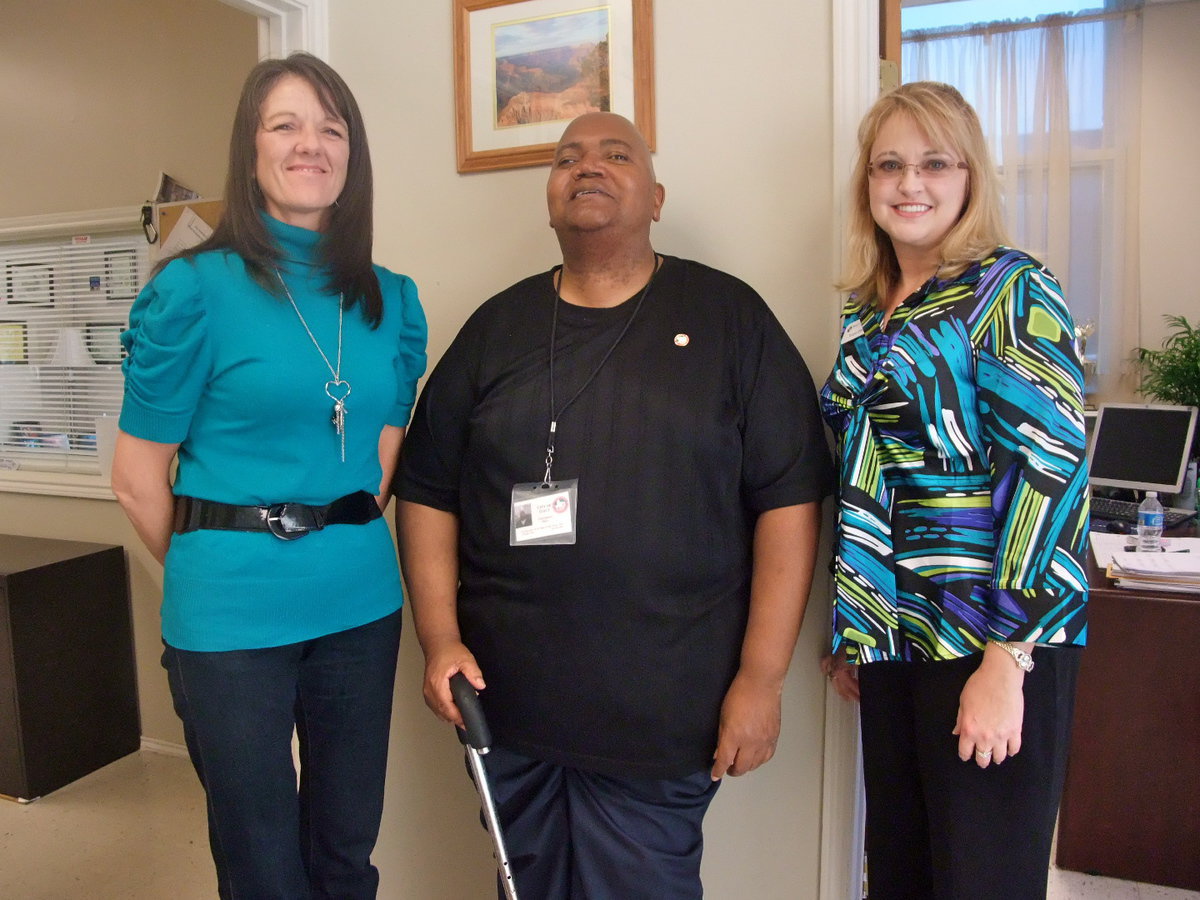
[397,113,831,899]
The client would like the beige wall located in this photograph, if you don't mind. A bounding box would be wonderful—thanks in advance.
[0,0,258,218]
[1139,0,1200,355]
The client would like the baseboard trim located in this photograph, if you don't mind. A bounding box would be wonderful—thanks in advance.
[140,737,189,758]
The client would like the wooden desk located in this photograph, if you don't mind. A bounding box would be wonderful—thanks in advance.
[1055,538,1200,890]
[0,535,140,801]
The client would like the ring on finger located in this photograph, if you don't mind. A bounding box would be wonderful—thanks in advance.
[975,748,993,760]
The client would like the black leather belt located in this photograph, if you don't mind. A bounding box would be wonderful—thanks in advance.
[173,490,381,541]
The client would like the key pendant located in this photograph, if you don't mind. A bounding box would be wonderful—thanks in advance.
[331,400,347,463]
[332,399,346,435]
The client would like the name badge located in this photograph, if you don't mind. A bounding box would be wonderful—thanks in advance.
[842,318,866,344]
[510,480,578,545]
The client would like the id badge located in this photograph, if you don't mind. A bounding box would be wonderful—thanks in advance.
[510,480,578,546]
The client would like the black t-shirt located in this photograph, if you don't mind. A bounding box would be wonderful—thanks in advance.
[397,256,832,777]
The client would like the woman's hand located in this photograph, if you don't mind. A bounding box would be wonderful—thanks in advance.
[953,643,1028,768]
[820,649,861,703]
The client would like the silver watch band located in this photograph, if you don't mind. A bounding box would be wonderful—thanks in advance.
[992,640,1035,672]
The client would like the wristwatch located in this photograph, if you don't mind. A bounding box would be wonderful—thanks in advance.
[992,640,1035,672]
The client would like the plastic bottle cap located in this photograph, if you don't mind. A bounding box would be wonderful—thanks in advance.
[1147,491,1158,498]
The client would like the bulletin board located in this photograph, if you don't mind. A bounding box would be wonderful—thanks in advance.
[156,199,224,255]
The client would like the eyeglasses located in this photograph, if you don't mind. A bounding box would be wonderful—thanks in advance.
[867,158,969,180]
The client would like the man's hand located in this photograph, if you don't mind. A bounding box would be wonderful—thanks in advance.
[422,638,485,730]
[709,671,782,780]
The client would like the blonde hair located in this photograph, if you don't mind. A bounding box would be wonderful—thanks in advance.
[837,81,1008,307]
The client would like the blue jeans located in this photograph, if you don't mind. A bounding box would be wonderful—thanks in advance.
[162,609,402,900]
[481,746,720,900]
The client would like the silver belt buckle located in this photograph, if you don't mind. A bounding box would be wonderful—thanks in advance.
[266,503,313,541]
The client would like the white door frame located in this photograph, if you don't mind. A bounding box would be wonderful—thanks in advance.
[218,0,329,59]
[820,2,878,899]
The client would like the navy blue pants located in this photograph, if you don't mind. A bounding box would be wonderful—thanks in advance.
[480,746,720,900]
[858,647,1082,900]
[162,609,402,900]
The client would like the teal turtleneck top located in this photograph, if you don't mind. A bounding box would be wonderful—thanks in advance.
[121,214,427,650]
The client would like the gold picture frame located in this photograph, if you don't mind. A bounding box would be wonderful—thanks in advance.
[454,0,655,173]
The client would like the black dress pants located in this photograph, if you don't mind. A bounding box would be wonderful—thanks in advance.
[858,647,1082,900]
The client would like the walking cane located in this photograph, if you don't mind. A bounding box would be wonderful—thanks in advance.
[450,672,520,900]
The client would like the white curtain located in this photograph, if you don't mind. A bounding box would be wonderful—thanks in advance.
[904,9,1142,397]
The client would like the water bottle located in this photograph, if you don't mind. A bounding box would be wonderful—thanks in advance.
[1137,491,1164,553]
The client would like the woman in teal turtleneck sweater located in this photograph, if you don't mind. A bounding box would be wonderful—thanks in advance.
[113,53,426,899]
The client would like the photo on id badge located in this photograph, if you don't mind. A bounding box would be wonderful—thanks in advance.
[510,479,579,545]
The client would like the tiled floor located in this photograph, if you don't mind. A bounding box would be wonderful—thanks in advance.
[1,750,1196,899]
[1049,867,1200,900]
[0,750,215,900]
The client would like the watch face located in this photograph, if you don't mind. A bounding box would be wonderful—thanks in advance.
[996,641,1034,671]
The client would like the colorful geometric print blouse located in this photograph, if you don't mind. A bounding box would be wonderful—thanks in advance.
[821,248,1089,664]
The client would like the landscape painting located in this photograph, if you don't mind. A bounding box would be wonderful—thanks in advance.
[455,0,654,173]
[493,8,611,128]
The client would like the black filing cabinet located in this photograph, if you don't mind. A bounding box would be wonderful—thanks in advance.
[0,534,140,800]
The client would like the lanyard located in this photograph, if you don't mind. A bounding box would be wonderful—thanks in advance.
[542,256,662,484]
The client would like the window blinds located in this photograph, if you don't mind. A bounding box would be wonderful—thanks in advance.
[0,232,147,476]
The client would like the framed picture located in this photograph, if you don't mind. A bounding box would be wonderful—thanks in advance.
[5,262,53,307]
[0,322,27,364]
[454,0,655,173]
[104,248,139,300]
[85,321,127,365]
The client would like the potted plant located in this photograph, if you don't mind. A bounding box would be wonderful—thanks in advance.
[1135,315,1200,507]
[1136,314,1200,414]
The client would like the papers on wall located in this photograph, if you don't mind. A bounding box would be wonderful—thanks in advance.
[153,172,200,204]
[159,206,213,257]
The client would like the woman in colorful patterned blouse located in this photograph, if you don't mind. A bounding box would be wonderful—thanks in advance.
[820,81,1088,898]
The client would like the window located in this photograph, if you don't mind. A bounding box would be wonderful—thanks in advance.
[902,1,1142,391]
[0,232,146,482]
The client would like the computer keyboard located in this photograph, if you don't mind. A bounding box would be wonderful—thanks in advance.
[1091,495,1197,529]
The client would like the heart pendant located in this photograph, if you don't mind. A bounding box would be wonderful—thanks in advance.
[325,380,352,404]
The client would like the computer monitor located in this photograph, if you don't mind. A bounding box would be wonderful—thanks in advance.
[1087,403,1198,493]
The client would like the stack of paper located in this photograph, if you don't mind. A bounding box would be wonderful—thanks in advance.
[1105,537,1200,594]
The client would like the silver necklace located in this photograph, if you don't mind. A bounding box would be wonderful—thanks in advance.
[275,269,349,462]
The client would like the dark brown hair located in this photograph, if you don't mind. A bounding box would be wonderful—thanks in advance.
[166,52,382,326]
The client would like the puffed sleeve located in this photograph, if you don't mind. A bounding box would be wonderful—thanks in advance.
[974,257,1089,645]
[380,269,428,428]
[119,258,213,443]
